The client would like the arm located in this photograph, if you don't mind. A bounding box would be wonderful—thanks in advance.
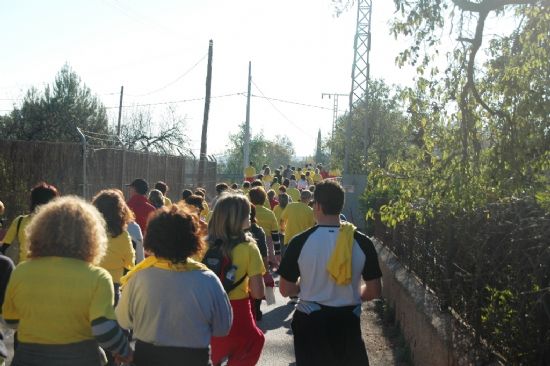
[122,233,136,270]
[249,274,265,299]
[279,277,300,298]
[360,278,382,302]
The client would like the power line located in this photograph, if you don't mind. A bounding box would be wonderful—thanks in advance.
[250,94,331,110]
[126,53,208,97]
[251,81,316,141]
[104,92,244,109]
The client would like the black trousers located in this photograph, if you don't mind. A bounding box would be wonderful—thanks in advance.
[291,304,370,366]
[134,340,212,366]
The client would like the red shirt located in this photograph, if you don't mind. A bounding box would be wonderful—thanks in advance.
[127,194,156,233]
[269,198,279,210]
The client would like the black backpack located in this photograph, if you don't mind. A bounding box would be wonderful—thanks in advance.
[203,239,247,293]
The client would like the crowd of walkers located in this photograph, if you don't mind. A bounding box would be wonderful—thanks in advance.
[0,161,381,366]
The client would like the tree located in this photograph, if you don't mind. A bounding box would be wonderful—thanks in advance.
[326,79,409,173]
[0,64,108,142]
[118,106,190,155]
[220,123,295,174]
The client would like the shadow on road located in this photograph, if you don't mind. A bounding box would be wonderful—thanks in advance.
[258,303,295,333]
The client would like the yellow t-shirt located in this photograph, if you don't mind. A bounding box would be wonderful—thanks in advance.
[270,183,281,193]
[280,202,316,245]
[244,166,256,179]
[200,201,210,219]
[262,174,273,185]
[163,197,172,206]
[313,173,322,183]
[254,205,279,237]
[2,215,32,263]
[2,257,116,344]
[99,231,135,284]
[272,205,284,232]
[228,241,265,300]
[287,187,301,203]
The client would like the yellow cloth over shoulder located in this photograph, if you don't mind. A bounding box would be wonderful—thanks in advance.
[121,255,208,286]
[326,222,356,285]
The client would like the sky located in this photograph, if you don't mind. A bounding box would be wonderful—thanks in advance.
[0,0,504,158]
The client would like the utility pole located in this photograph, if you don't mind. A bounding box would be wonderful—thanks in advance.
[117,85,124,137]
[345,0,372,174]
[198,40,213,187]
[321,92,347,142]
[243,61,252,172]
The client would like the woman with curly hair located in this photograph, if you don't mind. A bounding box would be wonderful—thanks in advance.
[116,205,232,366]
[92,189,135,305]
[207,193,266,366]
[2,196,132,366]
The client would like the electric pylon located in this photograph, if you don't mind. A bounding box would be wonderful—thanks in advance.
[344,0,372,174]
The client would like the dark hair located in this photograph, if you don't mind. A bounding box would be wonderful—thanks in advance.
[185,195,204,211]
[182,189,193,200]
[249,187,267,205]
[92,189,132,237]
[272,177,279,184]
[267,190,276,199]
[242,181,251,188]
[313,180,345,215]
[194,190,205,198]
[309,185,316,192]
[278,185,287,193]
[144,205,205,262]
[278,193,289,209]
[256,174,264,180]
[300,174,306,180]
[215,183,229,194]
[251,180,263,188]
[154,181,168,194]
[290,175,296,181]
[30,182,59,212]
[250,204,257,224]
[231,183,239,190]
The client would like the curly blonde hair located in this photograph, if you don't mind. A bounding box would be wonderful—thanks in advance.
[26,196,108,265]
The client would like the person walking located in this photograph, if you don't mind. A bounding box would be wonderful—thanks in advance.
[0,182,59,264]
[278,180,382,366]
[92,189,136,305]
[116,205,232,366]
[279,190,315,258]
[248,187,281,265]
[207,193,266,366]
[126,178,155,234]
[3,196,132,366]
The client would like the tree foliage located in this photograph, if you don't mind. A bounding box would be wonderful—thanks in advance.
[326,79,410,174]
[220,123,295,174]
[0,64,108,142]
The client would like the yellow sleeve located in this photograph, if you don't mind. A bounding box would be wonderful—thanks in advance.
[248,244,266,277]
[1,216,22,244]
[2,271,18,319]
[270,211,279,232]
[121,232,135,270]
[89,270,116,321]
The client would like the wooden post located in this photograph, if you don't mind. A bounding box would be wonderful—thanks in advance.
[198,40,213,187]
[117,86,124,137]
[244,61,251,172]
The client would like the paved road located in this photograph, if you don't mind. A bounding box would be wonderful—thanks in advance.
[257,287,296,366]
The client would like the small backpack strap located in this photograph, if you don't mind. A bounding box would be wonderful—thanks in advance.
[226,273,248,294]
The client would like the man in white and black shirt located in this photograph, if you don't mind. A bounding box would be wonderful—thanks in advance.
[278,180,382,366]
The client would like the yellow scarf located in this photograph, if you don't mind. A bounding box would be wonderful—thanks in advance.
[326,222,356,285]
[120,256,209,286]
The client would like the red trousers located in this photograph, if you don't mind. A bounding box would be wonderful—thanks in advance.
[211,298,265,366]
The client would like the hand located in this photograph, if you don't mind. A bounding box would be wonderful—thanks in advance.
[114,349,134,365]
